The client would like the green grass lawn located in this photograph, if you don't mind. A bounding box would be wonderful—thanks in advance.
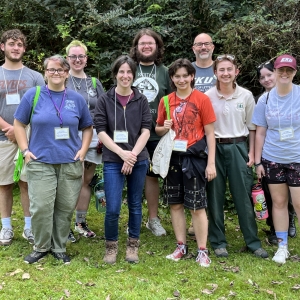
[0,186,299,300]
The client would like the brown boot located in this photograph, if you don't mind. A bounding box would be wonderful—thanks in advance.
[103,240,118,264]
[125,238,140,263]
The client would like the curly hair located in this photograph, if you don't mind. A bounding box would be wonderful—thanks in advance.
[130,28,164,65]
[0,29,27,47]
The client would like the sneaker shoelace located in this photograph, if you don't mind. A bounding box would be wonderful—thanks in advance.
[174,244,186,256]
[196,250,211,265]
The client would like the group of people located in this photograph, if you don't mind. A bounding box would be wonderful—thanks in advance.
[0,27,299,267]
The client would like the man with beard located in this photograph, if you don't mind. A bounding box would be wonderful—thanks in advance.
[0,29,44,245]
[130,28,172,236]
[192,33,216,93]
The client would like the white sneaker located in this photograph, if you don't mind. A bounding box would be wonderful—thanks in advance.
[146,217,166,236]
[0,228,14,245]
[272,245,290,264]
[22,228,34,245]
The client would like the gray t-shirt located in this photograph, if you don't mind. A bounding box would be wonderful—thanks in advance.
[192,62,216,93]
[252,84,300,163]
[0,66,45,141]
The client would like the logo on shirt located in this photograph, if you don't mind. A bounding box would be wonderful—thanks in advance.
[65,100,76,110]
[236,103,244,111]
[133,77,158,103]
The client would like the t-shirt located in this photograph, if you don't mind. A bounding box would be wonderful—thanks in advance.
[66,75,104,120]
[14,86,93,164]
[156,89,216,148]
[0,66,45,141]
[205,85,256,138]
[133,64,172,141]
[252,84,300,163]
[192,62,216,93]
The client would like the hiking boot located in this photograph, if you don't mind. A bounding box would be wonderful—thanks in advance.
[125,238,140,263]
[22,229,34,245]
[187,225,195,236]
[52,252,71,264]
[196,249,211,267]
[0,228,14,245]
[288,215,297,238]
[103,241,118,264]
[67,229,76,243]
[24,251,48,264]
[146,217,166,236]
[166,243,188,261]
[214,248,228,258]
[267,227,278,245]
[272,245,289,264]
[253,247,269,258]
[75,222,96,238]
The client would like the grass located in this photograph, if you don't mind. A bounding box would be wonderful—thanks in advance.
[0,186,299,300]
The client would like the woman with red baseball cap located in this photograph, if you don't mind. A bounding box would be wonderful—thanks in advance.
[252,54,300,264]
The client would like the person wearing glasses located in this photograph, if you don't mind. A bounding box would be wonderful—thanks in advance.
[130,28,172,237]
[156,58,216,267]
[94,55,151,264]
[256,60,296,244]
[14,55,93,264]
[252,54,300,264]
[192,33,216,93]
[66,40,105,242]
[205,54,268,259]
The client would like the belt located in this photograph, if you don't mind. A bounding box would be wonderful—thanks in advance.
[216,136,247,144]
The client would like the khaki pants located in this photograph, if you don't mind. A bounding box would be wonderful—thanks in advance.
[27,160,83,252]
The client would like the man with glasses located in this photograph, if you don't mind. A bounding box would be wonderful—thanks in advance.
[130,28,172,236]
[0,29,44,245]
[192,33,216,93]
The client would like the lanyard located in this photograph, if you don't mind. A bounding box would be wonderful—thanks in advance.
[275,87,293,129]
[114,91,132,131]
[46,85,67,127]
[139,64,156,80]
[1,66,24,94]
[70,73,90,108]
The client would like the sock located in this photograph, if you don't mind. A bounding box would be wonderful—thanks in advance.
[76,211,87,223]
[24,217,31,230]
[275,231,288,246]
[1,217,12,229]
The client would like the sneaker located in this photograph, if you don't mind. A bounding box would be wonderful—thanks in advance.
[24,251,48,264]
[52,252,71,264]
[103,240,118,264]
[0,228,14,245]
[272,245,290,264]
[22,229,34,245]
[125,238,140,263]
[288,215,297,238]
[214,248,228,258]
[75,222,96,238]
[196,249,211,267]
[253,247,269,258]
[166,243,188,261]
[146,217,166,236]
[67,229,76,243]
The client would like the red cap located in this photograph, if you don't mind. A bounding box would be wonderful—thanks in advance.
[274,54,297,70]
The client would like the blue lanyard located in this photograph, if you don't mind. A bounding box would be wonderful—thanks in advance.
[46,85,66,127]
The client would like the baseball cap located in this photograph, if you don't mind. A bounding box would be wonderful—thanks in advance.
[274,54,297,70]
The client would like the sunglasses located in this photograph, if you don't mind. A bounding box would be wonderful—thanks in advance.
[257,60,273,69]
[216,54,235,61]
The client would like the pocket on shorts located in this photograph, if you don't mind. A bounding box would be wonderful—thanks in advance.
[64,161,83,180]
[26,161,44,180]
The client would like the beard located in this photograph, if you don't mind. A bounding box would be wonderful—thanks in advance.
[197,51,212,60]
[136,49,158,64]
[4,49,24,63]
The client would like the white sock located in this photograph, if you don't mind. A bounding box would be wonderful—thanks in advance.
[24,217,31,230]
[1,217,12,229]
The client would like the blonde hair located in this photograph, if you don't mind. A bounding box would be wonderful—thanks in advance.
[65,40,87,55]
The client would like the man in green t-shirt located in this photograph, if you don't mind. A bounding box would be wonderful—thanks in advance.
[130,28,172,236]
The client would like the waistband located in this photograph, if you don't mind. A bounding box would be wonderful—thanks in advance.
[216,136,247,144]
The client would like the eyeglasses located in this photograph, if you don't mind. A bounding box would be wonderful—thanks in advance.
[216,54,235,61]
[257,60,273,69]
[193,42,213,48]
[67,55,87,60]
[276,67,295,74]
[46,68,66,75]
[138,42,156,47]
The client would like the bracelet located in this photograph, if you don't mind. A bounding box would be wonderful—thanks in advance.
[21,148,29,157]
[254,162,262,167]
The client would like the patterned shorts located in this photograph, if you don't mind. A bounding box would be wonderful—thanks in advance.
[262,158,300,187]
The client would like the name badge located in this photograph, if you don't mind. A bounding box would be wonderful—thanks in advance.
[6,94,20,105]
[279,127,294,141]
[114,130,128,143]
[173,139,188,152]
[54,127,70,140]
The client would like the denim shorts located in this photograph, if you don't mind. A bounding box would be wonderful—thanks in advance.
[262,158,300,187]
[163,153,207,210]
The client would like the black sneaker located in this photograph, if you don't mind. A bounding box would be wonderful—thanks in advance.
[75,222,96,238]
[24,251,48,264]
[52,252,71,264]
[67,229,76,243]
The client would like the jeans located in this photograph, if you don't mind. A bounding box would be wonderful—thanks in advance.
[104,159,148,241]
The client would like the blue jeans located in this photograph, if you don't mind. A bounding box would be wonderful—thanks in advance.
[104,159,148,241]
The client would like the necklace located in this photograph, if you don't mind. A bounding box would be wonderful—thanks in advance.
[70,74,84,90]
[139,64,156,79]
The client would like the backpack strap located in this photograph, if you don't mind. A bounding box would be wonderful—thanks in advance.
[91,77,97,89]
[265,92,269,105]
[163,95,170,120]
[31,86,40,121]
